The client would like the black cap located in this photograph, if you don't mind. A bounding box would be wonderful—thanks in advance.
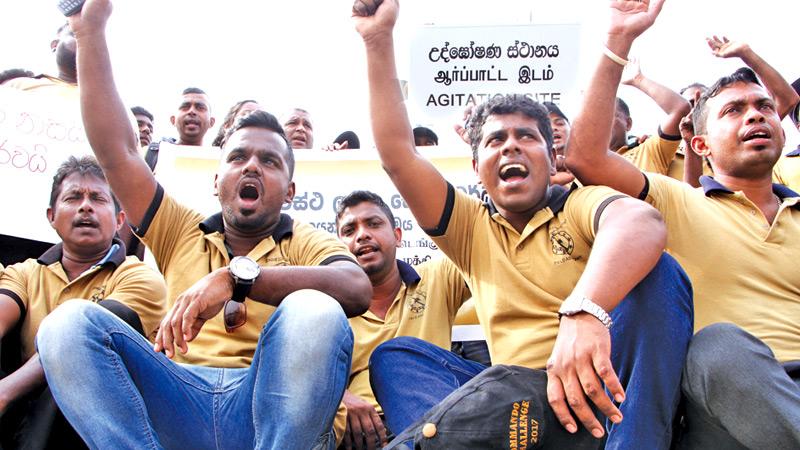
[334,130,360,149]
[385,365,601,449]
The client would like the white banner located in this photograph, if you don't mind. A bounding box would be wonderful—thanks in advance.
[156,145,481,264]
[410,24,581,118]
[0,86,92,243]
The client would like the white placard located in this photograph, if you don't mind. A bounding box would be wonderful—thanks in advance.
[410,24,581,118]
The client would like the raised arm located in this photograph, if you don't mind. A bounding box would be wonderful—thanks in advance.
[565,0,665,198]
[621,58,689,136]
[546,197,666,438]
[69,0,157,226]
[353,0,448,229]
[707,36,800,119]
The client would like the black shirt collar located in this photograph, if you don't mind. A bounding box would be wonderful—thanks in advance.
[484,183,573,216]
[396,259,421,285]
[699,175,800,204]
[199,212,295,242]
[37,237,127,268]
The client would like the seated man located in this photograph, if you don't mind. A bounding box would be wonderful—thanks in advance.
[36,2,371,449]
[334,190,470,449]
[0,156,166,449]
[353,1,693,448]
[564,1,800,447]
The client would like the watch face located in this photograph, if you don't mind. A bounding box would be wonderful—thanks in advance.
[230,256,261,280]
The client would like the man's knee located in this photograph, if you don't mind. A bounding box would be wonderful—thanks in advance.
[683,323,760,394]
[272,290,349,340]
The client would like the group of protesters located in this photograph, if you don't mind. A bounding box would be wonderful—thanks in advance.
[0,0,798,449]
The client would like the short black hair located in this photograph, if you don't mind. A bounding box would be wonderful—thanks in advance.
[50,155,120,212]
[335,190,395,230]
[182,87,206,96]
[679,82,708,96]
[543,102,569,122]
[413,126,439,145]
[0,68,34,84]
[466,95,553,162]
[130,106,153,122]
[692,68,762,134]
[615,97,631,120]
[226,110,295,178]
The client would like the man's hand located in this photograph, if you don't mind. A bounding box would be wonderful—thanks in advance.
[67,0,113,38]
[343,390,387,450]
[353,0,397,44]
[322,141,350,151]
[706,36,750,59]
[453,104,475,146]
[620,57,643,86]
[546,314,624,438]
[608,0,666,38]
[153,268,234,358]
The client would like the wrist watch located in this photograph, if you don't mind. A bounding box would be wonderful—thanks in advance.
[558,294,613,329]
[228,256,261,302]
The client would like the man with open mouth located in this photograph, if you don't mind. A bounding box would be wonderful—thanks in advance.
[565,0,800,448]
[35,1,372,449]
[354,0,692,449]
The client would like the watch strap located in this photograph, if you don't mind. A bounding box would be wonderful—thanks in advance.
[559,295,613,329]
[231,278,253,303]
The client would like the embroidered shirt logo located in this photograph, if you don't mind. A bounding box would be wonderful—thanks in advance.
[406,291,427,318]
[550,230,574,256]
[89,285,107,302]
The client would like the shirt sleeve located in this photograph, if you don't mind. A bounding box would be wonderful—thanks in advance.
[0,261,33,315]
[624,135,681,175]
[136,185,206,273]
[287,221,357,267]
[431,257,471,315]
[105,259,168,341]
[423,184,483,275]
[562,185,629,245]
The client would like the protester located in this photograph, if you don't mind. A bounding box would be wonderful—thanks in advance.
[131,106,154,148]
[283,108,315,149]
[544,102,575,186]
[4,22,77,96]
[211,99,261,147]
[0,156,166,449]
[353,2,693,449]
[412,126,438,147]
[36,2,371,449]
[564,1,800,447]
[335,190,470,449]
[773,77,800,191]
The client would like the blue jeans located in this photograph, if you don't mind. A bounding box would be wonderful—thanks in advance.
[371,253,694,450]
[678,323,800,450]
[36,290,353,450]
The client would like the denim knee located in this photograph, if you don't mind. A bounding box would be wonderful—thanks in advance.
[37,300,110,375]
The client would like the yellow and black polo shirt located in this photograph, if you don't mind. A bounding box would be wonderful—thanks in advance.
[135,184,357,368]
[774,146,800,193]
[425,182,627,369]
[616,128,681,176]
[0,239,167,360]
[644,173,800,362]
[348,258,469,411]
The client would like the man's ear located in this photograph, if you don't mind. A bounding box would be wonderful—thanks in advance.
[170,115,177,126]
[50,39,58,52]
[394,227,403,248]
[284,181,296,204]
[626,117,633,132]
[209,117,216,128]
[47,207,55,227]
[213,173,219,196]
[115,210,127,232]
[691,135,710,157]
